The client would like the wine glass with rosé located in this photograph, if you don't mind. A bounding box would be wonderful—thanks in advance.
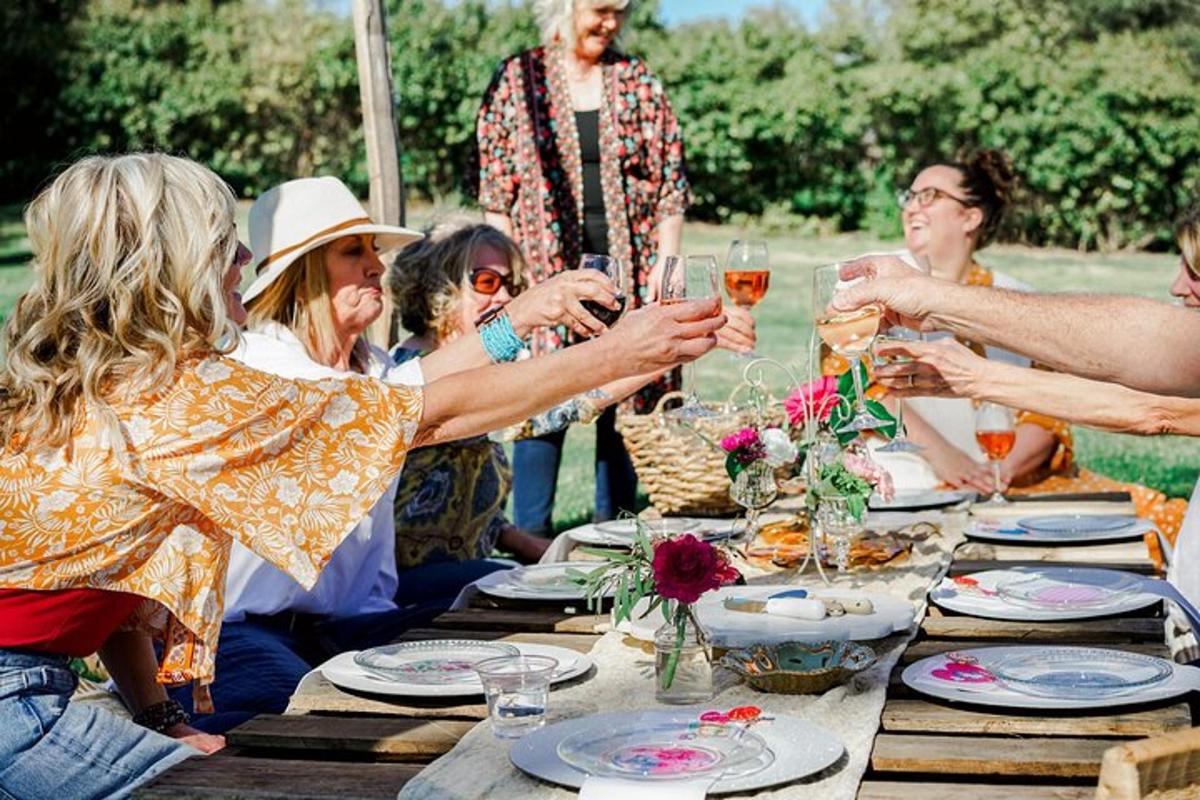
[723,240,769,358]
[974,401,1016,506]
[661,254,721,418]
[812,262,888,432]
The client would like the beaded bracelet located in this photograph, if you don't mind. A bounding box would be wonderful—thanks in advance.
[478,310,526,364]
[132,698,190,734]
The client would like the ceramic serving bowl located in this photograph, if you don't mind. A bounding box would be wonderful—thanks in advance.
[720,640,876,694]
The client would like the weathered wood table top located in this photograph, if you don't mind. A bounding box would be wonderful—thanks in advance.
[135,506,1193,800]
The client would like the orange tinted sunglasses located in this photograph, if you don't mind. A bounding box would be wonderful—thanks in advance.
[469,267,518,295]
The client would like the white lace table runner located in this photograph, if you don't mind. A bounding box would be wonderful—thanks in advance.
[398,512,965,800]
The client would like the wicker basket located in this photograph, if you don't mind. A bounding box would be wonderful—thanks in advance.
[616,392,765,516]
[1096,726,1200,799]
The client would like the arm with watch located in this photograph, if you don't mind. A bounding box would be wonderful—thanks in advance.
[416,269,622,383]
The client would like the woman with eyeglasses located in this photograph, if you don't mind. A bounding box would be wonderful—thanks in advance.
[388,224,665,608]
[859,149,1070,494]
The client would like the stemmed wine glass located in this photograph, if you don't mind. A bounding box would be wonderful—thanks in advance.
[723,240,769,359]
[812,263,888,432]
[578,253,628,328]
[974,401,1016,506]
[661,254,720,418]
[873,326,923,453]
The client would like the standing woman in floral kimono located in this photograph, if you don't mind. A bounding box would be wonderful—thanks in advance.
[474,0,755,535]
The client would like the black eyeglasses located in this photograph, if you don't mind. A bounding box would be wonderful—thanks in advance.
[897,186,972,209]
[469,267,518,296]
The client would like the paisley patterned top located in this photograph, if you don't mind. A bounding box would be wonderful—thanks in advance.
[474,44,689,422]
[391,348,510,567]
[0,354,422,700]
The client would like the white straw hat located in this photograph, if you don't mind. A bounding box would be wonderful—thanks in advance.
[243,176,423,304]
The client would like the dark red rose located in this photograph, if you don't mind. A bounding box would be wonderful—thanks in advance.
[714,552,742,587]
[651,534,724,604]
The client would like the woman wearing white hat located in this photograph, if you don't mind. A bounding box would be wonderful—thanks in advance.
[170,176,632,732]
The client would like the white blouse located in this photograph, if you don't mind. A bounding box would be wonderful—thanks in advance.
[222,322,423,621]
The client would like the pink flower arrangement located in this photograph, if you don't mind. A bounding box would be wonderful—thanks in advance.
[785,375,839,426]
[843,452,896,502]
[720,427,766,466]
[651,534,740,604]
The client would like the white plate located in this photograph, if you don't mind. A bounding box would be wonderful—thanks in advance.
[902,645,1200,710]
[475,563,613,601]
[510,708,844,794]
[1018,514,1139,534]
[931,567,1161,621]
[622,585,915,648]
[869,489,973,510]
[320,642,593,698]
[965,517,1152,545]
[570,517,735,547]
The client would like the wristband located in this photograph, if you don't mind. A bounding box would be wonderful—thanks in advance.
[132,698,190,734]
[478,310,526,363]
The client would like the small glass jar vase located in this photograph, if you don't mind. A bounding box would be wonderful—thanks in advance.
[816,495,864,573]
[653,608,714,704]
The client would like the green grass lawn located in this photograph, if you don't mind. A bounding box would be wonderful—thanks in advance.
[1,204,1194,530]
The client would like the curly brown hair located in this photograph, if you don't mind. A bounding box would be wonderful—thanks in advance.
[390,224,526,343]
[931,148,1017,249]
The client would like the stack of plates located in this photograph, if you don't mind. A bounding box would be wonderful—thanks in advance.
[930,566,1160,621]
[320,640,592,698]
[510,709,844,793]
[902,645,1200,709]
[869,489,973,511]
[475,563,613,601]
[569,517,735,547]
[966,514,1146,545]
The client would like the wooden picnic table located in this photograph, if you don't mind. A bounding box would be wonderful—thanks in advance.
[134,517,1193,800]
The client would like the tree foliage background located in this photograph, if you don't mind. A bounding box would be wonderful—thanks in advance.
[2,0,1198,250]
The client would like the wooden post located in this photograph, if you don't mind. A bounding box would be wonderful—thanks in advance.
[351,0,404,346]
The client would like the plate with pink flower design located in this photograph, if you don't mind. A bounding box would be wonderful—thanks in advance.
[902,646,1200,709]
[930,567,1160,621]
[510,707,844,793]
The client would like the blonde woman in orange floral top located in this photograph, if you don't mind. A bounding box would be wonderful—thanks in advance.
[0,153,724,799]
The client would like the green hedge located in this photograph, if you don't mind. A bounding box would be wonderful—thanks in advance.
[4,0,1198,250]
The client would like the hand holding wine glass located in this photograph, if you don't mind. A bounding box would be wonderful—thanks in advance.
[813,263,888,432]
[661,254,720,418]
[723,240,768,358]
[974,401,1016,506]
[577,254,627,328]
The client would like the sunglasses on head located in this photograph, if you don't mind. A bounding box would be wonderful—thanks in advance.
[469,267,518,296]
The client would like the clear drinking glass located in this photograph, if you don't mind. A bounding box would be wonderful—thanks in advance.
[724,240,769,359]
[474,654,558,738]
[660,254,720,418]
[812,263,888,432]
[974,401,1016,506]
[873,326,923,453]
[578,253,628,329]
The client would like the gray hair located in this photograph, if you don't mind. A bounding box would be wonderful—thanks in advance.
[535,0,632,47]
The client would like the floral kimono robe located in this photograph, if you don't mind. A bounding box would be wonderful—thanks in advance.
[0,355,422,707]
[474,45,690,424]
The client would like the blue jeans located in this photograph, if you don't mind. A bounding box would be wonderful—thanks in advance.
[169,605,442,734]
[512,407,638,535]
[0,650,192,800]
[394,559,512,613]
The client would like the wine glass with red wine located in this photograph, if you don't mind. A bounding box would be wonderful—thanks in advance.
[578,254,627,328]
[974,401,1016,506]
[724,240,769,358]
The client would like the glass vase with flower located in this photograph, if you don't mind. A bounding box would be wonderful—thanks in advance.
[572,524,740,703]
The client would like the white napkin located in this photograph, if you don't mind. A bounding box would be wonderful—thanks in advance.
[540,530,580,564]
[764,597,826,620]
[579,776,715,800]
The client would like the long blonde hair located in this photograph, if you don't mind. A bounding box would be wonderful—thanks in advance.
[1177,205,1200,275]
[535,0,632,47]
[0,153,239,451]
[245,242,370,372]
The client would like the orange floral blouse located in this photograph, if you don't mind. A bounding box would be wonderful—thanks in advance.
[0,355,422,705]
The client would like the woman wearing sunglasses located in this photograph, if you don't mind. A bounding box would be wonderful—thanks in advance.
[170,179,627,732]
[388,223,665,609]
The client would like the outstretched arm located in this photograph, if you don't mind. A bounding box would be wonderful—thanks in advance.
[875,337,1200,436]
[836,256,1200,397]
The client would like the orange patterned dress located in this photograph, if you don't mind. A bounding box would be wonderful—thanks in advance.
[823,263,1186,561]
[0,355,422,706]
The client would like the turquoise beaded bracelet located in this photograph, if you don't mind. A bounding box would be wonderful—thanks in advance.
[478,310,526,363]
